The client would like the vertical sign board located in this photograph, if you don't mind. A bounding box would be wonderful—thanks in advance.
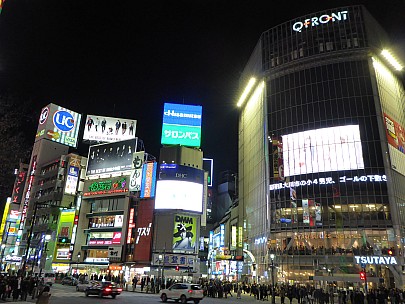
[35,103,82,148]
[127,208,135,244]
[140,162,157,198]
[133,199,154,263]
[129,151,145,192]
[65,155,81,195]
[173,214,197,252]
[0,198,11,242]
[161,103,203,148]
[11,168,27,204]
[203,158,213,187]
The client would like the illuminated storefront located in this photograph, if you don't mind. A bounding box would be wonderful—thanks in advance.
[238,5,405,288]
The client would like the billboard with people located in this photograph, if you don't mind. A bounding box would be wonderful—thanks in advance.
[83,115,137,143]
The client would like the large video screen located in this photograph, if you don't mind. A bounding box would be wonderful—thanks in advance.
[161,103,202,147]
[83,115,137,143]
[155,180,203,213]
[282,125,364,176]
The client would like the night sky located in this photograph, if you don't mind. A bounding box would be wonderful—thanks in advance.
[1,0,404,186]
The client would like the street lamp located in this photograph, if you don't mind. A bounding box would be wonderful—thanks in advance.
[270,253,276,304]
[76,253,81,276]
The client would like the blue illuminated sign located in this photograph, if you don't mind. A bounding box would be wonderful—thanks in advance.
[161,103,203,147]
[53,110,75,132]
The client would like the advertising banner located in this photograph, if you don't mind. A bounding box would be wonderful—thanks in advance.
[302,199,321,227]
[161,103,202,147]
[108,246,122,261]
[140,162,157,198]
[129,151,145,192]
[203,158,213,187]
[158,164,204,183]
[282,125,364,176]
[35,103,82,148]
[173,214,197,252]
[384,113,405,153]
[83,115,137,143]
[133,199,154,263]
[64,166,79,195]
[86,138,137,177]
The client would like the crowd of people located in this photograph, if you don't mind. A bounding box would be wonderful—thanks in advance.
[0,274,50,303]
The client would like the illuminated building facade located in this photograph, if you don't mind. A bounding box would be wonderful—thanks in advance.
[238,5,405,287]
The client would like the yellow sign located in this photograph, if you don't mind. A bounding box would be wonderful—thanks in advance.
[0,198,11,241]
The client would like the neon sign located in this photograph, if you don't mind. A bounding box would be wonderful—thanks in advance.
[354,256,397,265]
[84,178,128,196]
[292,10,348,33]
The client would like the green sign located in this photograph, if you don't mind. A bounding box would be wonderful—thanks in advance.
[88,178,127,192]
[161,124,201,147]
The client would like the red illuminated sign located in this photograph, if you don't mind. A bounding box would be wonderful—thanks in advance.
[126,208,135,244]
[133,200,154,263]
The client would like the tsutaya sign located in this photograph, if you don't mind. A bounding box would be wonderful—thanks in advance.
[293,10,348,33]
[354,256,398,265]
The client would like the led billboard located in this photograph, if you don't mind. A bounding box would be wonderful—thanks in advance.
[35,103,82,148]
[155,180,203,213]
[86,138,137,177]
[282,125,364,176]
[161,103,202,147]
[384,113,405,153]
[83,115,137,143]
[173,214,197,251]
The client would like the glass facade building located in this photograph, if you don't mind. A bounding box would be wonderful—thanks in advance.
[238,6,405,288]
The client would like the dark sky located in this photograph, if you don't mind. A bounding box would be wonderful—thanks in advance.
[1,0,405,186]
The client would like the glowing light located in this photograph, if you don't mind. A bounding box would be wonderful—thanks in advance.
[381,49,403,71]
[237,77,256,107]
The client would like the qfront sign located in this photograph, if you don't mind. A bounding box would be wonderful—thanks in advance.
[292,10,348,33]
[354,256,397,265]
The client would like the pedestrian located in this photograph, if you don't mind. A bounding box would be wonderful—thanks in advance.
[36,285,51,304]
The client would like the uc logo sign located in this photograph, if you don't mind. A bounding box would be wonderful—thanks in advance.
[53,110,75,132]
[39,107,49,125]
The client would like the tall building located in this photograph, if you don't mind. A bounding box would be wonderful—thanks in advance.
[237,6,405,288]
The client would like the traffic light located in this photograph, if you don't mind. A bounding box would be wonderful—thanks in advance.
[59,237,70,243]
[175,265,179,271]
[388,249,394,255]
[360,271,366,281]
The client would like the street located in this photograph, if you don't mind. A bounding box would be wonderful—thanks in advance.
[8,283,279,304]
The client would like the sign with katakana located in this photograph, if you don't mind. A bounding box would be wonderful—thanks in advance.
[161,103,202,148]
[108,246,122,261]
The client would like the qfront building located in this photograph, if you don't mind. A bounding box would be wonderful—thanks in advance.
[237,6,405,288]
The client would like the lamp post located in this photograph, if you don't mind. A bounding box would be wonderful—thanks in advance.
[270,253,276,304]
[38,234,51,277]
[76,253,81,276]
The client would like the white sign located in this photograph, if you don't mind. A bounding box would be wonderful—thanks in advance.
[354,256,397,265]
[135,223,152,244]
[108,246,122,260]
[129,151,144,192]
[269,175,387,191]
[85,257,109,263]
[292,10,348,33]
[83,114,137,143]
[5,255,22,262]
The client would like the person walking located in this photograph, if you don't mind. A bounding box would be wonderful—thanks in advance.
[36,285,51,304]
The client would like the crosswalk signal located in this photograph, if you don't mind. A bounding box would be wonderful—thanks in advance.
[175,265,179,271]
[360,271,366,281]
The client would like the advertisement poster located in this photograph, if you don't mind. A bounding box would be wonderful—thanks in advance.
[35,103,82,148]
[129,151,145,192]
[11,168,27,204]
[134,199,154,263]
[173,214,197,251]
[83,115,137,143]
[86,138,137,177]
[384,113,405,153]
[161,103,203,148]
[64,166,79,195]
[282,125,364,176]
[302,199,322,227]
